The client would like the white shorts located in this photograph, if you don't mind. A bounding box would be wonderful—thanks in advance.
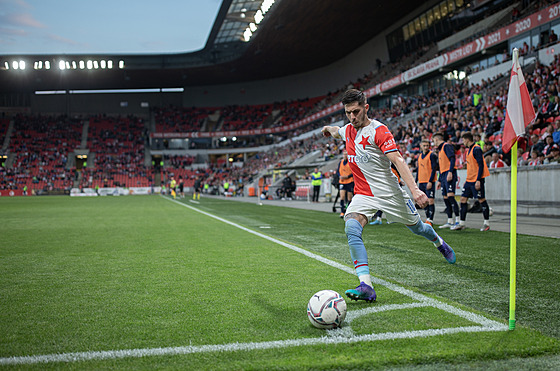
[345,190,421,226]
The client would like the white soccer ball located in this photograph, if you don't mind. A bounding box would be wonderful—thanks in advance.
[307,290,347,329]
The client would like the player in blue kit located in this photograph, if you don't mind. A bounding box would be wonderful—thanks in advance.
[432,133,460,229]
[416,140,438,226]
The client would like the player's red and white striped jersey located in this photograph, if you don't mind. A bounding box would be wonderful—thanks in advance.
[338,120,401,198]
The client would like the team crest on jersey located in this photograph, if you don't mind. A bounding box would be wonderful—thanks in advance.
[359,135,370,150]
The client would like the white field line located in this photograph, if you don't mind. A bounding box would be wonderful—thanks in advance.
[0,197,508,366]
[0,326,504,366]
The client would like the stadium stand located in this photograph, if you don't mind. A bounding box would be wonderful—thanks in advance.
[2,0,560,196]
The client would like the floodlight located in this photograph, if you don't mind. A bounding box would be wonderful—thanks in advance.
[93,61,99,69]
[45,61,50,69]
[249,22,257,32]
[19,61,26,70]
[71,61,77,69]
[232,137,237,141]
[12,61,18,70]
[108,60,113,69]
[100,60,106,69]
[79,60,85,69]
[87,60,93,69]
[59,61,66,70]
[4,62,9,70]
[65,61,70,69]
[262,0,274,13]
[118,60,125,69]
[243,28,252,41]
[255,10,263,24]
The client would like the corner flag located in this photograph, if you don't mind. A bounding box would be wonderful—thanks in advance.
[502,49,536,154]
[503,49,536,331]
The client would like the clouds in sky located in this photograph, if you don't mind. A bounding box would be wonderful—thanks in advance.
[0,0,222,55]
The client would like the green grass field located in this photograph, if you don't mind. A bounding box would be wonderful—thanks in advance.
[1,195,559,369]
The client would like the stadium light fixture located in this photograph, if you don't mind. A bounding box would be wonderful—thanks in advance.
[108,60,113,69]
[65,61,70,69]
[118,60,125,69]
[71,61,77,69]
[45,61,50,69]
[59,60,65,70]
[243,28,252,41]
[100,60,106,69]
[87,60,93,69]
[254,10,263,24]
[93,61,99,69]
[249,22,257,32]
[262,0,275,13]
[4,62,9,70]
[79,60,85,69]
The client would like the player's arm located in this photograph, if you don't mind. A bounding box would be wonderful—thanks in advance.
[429,153,438,184]
[386,151,428,208]
[444,144,456,181]
[473,146,485,189]
[321,126,342,139]
[474,146,485,181]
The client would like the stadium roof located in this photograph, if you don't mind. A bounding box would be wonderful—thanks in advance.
[0,0,421,93]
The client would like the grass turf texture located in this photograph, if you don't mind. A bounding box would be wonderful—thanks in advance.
[0,195,558,370]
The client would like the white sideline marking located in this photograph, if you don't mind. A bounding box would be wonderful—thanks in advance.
[0,326,504,366]
[0,197,508,365]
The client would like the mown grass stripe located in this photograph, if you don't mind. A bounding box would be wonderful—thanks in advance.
[165,196,507,330]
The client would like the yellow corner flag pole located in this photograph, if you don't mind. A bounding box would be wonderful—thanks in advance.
[509,141,518,330]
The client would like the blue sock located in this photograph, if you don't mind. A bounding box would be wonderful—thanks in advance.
[406,220,441,246]
[443,198,452,218]
[450,197,460,218]
[345,219,369,276]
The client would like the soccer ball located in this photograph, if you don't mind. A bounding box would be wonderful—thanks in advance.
[307,290,347,329]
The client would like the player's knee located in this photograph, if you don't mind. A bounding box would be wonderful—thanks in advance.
[406,220,429,236]
[345,218,363,239]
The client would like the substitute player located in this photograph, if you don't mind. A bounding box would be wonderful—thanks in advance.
[432,133,460,229]
[454,132,491,231]
[416,140,438,226]
[337,149,354,217]
[322,89,455,303]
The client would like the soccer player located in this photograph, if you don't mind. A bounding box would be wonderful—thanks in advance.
[432,133,460,229]
[455,132,491,231]
[337,150,354,217]
[178,175,185,198]
[321,89,456,303]
[193,177,202,200]
[416,140,438,226]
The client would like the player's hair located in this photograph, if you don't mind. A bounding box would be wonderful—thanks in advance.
[341,89,367,106]
[433,133,444,141]
[461,132,474,141]
[421,139,430,145]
